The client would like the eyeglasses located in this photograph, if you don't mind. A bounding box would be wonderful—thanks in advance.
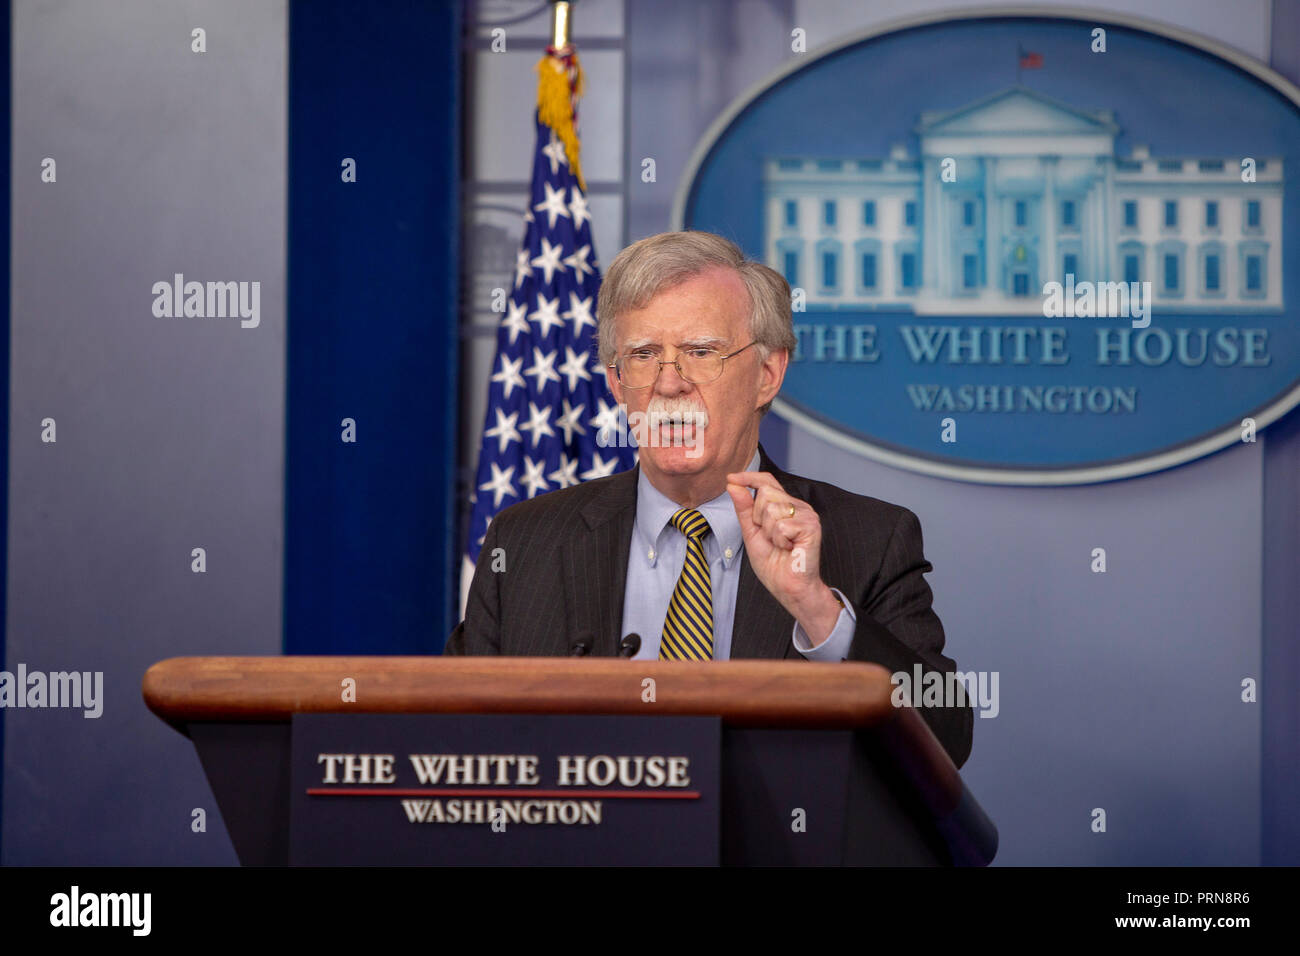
[610,341,758,389]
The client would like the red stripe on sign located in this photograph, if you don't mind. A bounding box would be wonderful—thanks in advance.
[307,788,701,799]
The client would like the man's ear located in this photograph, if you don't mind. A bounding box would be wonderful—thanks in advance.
[605,363,624,405]
[756,347,789,410]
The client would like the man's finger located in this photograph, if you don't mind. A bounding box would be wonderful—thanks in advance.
[762,499,793,529]
[771,524,796,550]
[750,486,770,528]
[726,471,786,495]
[727,483,758,537]
[753,486,802,529]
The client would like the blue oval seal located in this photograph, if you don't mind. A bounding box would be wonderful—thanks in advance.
[674,10,1300,484]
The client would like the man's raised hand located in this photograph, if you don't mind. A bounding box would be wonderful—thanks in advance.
[726,471,842,645]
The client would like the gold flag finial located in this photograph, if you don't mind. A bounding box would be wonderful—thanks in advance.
[550,1,572,52]
[538,2,586,190]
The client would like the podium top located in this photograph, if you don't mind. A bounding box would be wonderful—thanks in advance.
[142,656,896,730]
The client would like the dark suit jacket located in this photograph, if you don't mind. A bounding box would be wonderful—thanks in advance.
[446,445,973,767]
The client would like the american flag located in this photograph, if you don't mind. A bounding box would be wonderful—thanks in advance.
[1015,45,1043,87]
[463,77,635,597]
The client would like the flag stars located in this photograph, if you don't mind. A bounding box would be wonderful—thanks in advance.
[479,462,518,508]
[523,347,561,392]
[541,132,569,175]
[520,455,550,498]
[513,248,532,289]
[530,237,567,285]
[563,244,594,281]
[557,345,594,391]
[590,397,622,434]
[533,181,572,230]
[548,452,580,489]
[568,188,591,231]
[556,398,587,443]
[580,452,619,481]
[528,293,565,337]
[500,299,530,345]
[563,292,596,335]
[484,407,522,454]
[491,353,526,399]
[520,401,557,447]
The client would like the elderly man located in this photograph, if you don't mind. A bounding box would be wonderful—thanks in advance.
[447,231,972,767]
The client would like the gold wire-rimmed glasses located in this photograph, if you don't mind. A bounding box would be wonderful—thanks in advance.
[610,341,758,388]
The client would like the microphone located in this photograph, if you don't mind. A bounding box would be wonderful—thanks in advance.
[618,633,642,658]
[569,634,593,657]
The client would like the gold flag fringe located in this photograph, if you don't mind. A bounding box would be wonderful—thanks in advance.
[537,52,587,192]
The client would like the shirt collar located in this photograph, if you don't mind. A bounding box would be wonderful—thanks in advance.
[633,451,759,570]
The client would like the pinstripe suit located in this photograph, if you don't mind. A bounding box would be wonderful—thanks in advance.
[447,445,973,767]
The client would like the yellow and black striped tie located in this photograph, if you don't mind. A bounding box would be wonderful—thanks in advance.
[659,509,714,660]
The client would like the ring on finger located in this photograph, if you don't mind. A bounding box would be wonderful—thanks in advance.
[786,504,796,518]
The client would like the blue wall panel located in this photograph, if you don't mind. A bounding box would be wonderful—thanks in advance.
[286,0,460,654]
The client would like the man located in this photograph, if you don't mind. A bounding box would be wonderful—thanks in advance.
[447,231,972,768]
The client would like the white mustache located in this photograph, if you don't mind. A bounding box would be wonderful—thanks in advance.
[645,397,708,429]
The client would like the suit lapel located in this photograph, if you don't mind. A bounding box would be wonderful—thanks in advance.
[730,445,799,659]
[562,466,638,656]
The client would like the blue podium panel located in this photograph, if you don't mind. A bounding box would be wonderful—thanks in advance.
[289,713,721,865]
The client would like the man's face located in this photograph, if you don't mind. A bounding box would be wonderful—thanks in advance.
[605,266,787,493]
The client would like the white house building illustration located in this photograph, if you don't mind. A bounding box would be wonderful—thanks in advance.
[764,86,1284,314]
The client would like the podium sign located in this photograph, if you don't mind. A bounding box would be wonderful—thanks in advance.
[143,656,996,866]
[289,713,721,865]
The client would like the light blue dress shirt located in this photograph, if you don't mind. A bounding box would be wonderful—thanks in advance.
[619,451,856,660]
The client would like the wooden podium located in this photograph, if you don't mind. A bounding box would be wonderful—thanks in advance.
[142,656,997,866]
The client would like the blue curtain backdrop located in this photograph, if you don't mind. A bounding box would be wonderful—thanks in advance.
[285,0,460,655]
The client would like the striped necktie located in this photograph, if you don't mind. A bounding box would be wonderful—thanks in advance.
[659,509,714,660]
